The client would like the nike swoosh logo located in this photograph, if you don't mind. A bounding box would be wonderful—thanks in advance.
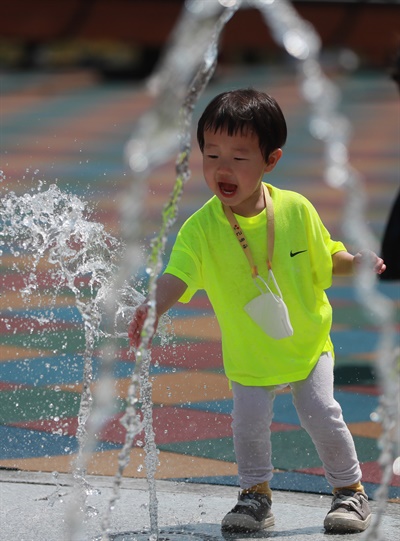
[290,249,307,257]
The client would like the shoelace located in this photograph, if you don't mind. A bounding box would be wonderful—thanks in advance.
[334,493,366,513]
[236,493,264,510]
[237,499,261,510]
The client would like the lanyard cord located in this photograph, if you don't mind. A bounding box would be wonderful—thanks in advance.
[223,184,274,278]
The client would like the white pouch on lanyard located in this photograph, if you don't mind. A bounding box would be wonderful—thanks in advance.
[244,270,293,340]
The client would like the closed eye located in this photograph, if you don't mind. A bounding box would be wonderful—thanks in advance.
[206,154,218,159]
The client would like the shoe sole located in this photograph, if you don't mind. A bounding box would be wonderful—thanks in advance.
[222,514,275,532]
[324,513,371,533]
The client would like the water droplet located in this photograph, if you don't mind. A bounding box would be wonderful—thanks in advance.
[370,411,380,423]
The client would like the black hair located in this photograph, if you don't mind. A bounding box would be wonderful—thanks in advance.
[197,88,287,161]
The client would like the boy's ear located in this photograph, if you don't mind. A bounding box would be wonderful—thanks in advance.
[264,148,282,172]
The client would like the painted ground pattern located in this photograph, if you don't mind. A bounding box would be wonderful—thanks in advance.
[1,67,399,500]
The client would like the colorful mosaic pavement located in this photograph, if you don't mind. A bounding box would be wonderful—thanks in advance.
[0,65,399,501]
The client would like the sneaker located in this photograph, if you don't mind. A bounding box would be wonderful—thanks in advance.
[221,491,274,532]
[324,490,371,533]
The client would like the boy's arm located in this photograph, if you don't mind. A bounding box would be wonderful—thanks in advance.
[153,273,188,316]
[128,274,187,348]
[332,250,386,276]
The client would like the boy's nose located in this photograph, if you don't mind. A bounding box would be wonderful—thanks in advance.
[216,160,233,174]
[216,168,234,182]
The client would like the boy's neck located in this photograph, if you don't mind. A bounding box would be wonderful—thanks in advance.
[230,186,267,217]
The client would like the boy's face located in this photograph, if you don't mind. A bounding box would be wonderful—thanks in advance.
[202,128,281,217]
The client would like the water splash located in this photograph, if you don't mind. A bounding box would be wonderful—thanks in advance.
[0,182,148,532]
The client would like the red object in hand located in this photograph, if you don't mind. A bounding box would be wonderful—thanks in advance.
[128,304,158,349]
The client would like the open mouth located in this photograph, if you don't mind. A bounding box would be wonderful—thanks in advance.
[218,182,237,196]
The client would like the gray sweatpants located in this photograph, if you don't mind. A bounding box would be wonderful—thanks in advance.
[231,352,362,490]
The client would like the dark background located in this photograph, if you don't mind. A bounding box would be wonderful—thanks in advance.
[1,0,399,78]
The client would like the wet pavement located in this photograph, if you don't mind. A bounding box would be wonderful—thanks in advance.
[1,470,399,541]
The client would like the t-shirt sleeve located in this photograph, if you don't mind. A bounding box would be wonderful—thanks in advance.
[303,198,347,290]
[164,220,204,304]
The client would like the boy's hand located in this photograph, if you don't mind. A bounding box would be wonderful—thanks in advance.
[128,303,158,349]
[354,249,386,275]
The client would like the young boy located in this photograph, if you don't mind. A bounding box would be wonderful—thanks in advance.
[129,89,385,533]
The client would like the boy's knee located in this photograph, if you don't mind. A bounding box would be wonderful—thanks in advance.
[297,401,343,431]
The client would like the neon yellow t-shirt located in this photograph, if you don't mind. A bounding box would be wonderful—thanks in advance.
[164,183,346,386]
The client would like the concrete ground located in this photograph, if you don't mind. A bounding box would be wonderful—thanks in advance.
[1,469,399,541]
